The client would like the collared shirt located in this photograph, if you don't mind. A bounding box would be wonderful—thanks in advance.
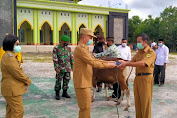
[93,44,121,58]
[73,43,109,88]
[0,47,23,63]
[1,51,31,96]
[53,44,73,73]
[155,45,169,66]
[118,45,131,61]
[131,46,156,74]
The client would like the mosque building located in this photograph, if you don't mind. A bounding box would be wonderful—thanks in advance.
[16,0,130,48]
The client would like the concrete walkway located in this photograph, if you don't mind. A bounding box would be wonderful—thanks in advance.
[0,54,177,118]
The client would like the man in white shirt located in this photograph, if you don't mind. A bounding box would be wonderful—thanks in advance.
[113,39,131,102]
[118,39,131,61]
[154,39,169,86]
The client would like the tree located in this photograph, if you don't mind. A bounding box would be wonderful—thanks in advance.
[128,6,177,52]
[159,6,177,51]
[128,16,142,43]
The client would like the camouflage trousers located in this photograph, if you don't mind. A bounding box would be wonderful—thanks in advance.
[54,72,71,91]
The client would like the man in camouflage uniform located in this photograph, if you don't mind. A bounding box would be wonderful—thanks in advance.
[53,35,73,100]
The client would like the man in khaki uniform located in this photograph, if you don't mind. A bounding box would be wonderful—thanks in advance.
[1,34,31,118]
[118,33,156,118]
[73,28,117,118]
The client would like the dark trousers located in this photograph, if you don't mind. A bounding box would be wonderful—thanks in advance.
[154,65,166,84]
[113,83,121,99]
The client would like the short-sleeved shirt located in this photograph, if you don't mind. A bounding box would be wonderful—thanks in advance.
[131,46,156,74]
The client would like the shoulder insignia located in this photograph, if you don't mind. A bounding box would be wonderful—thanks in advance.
[80,45,85,48]
[8,54,13,57]
[146,53,151,58]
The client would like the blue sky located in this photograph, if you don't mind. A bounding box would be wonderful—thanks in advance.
[79,0,177,19]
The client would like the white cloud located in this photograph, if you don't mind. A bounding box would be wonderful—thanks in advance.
[79,0,177,19]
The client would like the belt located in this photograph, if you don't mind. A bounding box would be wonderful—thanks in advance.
[136,73,152,76]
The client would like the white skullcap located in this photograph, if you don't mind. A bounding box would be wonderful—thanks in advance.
[151,42,156,47]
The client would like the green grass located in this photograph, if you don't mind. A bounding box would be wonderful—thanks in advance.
[22,52,53,63]
[33,58,52,63]
[169,57,176,59]
[170,52,177,55]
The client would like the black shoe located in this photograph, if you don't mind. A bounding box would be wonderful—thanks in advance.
[55,90,60,100]
[159,83,164,87]
[62,90,71,98]
[96,88,101,92]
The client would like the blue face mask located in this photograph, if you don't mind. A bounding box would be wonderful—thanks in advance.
[158,43,163,47]
[86,39,93,45]
[137,43,144,49]
[14,45,21,53]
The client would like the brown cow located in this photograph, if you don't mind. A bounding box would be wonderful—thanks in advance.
[92,57,130,111]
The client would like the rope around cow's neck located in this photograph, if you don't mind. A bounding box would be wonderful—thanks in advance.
[116,67,133,118]
[126,67,134,86]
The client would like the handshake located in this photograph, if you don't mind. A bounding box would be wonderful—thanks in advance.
[107,60,127,69]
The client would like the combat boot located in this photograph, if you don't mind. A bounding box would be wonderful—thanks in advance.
[55,90,60,100]
[62,90,71,98]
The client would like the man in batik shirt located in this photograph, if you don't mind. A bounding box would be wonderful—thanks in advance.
[53,35,73,100]
[93,37,121,58]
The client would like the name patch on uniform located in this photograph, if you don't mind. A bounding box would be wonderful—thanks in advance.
[146,53,151,58]
[8,54,13,57]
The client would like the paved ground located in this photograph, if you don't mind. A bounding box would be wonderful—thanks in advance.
[0,53,177,118]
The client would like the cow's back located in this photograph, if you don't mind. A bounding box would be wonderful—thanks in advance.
[92,57,121,86]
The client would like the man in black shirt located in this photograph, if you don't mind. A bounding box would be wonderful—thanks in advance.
[92,34,106,92]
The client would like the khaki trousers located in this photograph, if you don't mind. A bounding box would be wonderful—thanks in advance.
[75,88,91,118]
[134,75,153,118]
[4,96,24,118]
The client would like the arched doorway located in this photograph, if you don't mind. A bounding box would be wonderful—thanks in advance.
[40,22,53,45]
[94,25,104,44]
[18,20,33,45]
[77,24,86,43]
[59,23,71,43]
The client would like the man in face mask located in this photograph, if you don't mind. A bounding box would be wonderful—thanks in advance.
[151,42,157,51]
[154,39,169,86]
[93,37,121,58]
[93,34,106,53]
[53,35,73,100]
[92,34,107,92]
[113,39,131,104]
[118,33,156,118]
[73,28,117,118]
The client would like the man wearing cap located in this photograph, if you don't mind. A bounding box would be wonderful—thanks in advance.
[73,28,117,118]
[53,35,73,100]
[93,37,121,58]
[154,39,169,86]
[151,42,157,51]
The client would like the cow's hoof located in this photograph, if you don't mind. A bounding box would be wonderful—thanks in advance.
[92,98,95,102]
[116,101,121,105]
[106,97,110,101]
[124,107,129,111]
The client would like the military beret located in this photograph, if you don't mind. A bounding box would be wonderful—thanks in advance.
[61,35,70,42]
